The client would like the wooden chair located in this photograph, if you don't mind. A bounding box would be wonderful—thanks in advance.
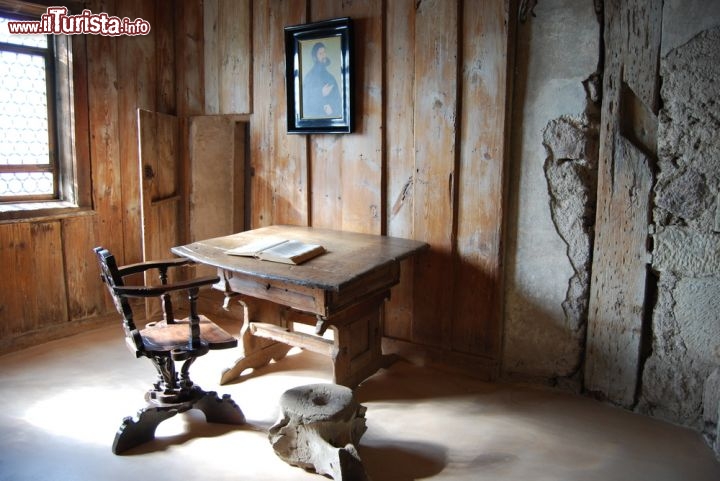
[93,247,245,454]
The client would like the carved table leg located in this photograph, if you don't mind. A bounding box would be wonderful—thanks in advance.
[220,297,292,384]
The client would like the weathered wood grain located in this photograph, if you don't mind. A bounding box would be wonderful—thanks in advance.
[62,215,106,320]
[155,1,176,114]
[585,0,659,407]
[204,0,252,114]
[623,0,662,115]
[411,0,459,348]
[24,222,68,331]
[176,0,204,246]
[139,109,180,318]
[117,0,156,265]
[309,0,383,235]
[250,0,308,228]
[189,115,238,243]
[0,223,25,336]
[203,0,220,114]
[453,0,509,359]
[585,135,652,406]
[86,0,123,265]
[383,0,417,340]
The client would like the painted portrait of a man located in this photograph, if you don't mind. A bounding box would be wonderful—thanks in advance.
[300,37,343,119]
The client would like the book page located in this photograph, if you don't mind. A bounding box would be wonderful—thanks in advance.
[226,237,287,256]
[258,240,325,264]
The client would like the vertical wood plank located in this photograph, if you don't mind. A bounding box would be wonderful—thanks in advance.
[585,0,657,407]
[155,0,176,114]
[411,0,459,347]
[219,0,251,114]
[453,0,509,358]
[86,0,123,261]
[585,135,652,406]
[204,0,220,114]
[62,216,106,320]
[250,0,309,228]
[623,0,662,114]
[310,0,383,235]
[0,224,25,336]
[384,0,416,339]
[176,0,205,245]
[138,110,180,261]
[139,109,180,317]
[117,0,156,265]
[70,34,93,208]
[27,222,68,330]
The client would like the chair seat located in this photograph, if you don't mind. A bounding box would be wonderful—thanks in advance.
[140,315,237,352]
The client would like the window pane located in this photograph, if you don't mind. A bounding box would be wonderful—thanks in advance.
[0,171,53,196]
[0,50,50,166]
[0,16,47,48]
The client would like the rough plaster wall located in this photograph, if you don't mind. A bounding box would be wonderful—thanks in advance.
[503,0,599,384]
[541,114,599,378]
[637,26,720,454]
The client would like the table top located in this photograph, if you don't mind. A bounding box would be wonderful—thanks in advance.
[171,225,428,292]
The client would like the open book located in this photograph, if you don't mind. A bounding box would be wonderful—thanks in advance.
[225,237,326,265]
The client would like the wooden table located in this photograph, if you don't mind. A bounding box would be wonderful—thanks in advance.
[172,225,428,387]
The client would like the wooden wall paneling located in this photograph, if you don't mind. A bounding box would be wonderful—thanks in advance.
[203,0,221,114]
[86,0,123,272]
[204,0,252,114]
[155,1,176,114]
[410,0,459,348]
[309,0,383,235]
[62,215,106,320]
[117,0,156,266]
[70,34,93,208]
[384,0,416,340]
[250,0,309,228]
[0,224,25,336]
[176,0,205,245]
[452,0,509,360]
[26,222,69,331]
[138,110,180,317]
[219,0,251,114]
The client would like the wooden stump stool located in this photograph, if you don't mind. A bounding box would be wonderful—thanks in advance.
[268,383,369,480]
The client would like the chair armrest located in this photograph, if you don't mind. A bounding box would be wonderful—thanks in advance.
[118,257,192,277]
[113,275,220,298]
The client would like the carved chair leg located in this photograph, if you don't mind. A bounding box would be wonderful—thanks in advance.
[193,390,246,425]
[112,407,178,455]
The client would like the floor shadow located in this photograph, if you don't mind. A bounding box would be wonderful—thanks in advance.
[117,409,263,455]
[354,358,501,404]
[360,441,447,481]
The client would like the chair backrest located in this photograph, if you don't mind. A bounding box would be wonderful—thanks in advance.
[94,247,143,350]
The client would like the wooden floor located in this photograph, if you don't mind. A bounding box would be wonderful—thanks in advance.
[1,321,718,481]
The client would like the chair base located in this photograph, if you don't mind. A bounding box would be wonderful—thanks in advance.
[112,386,245,454]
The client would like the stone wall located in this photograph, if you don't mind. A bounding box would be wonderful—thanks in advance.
[637,25,720,454]
[505,0,720,457]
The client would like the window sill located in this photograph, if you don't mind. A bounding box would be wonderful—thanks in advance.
[0,201,94,224]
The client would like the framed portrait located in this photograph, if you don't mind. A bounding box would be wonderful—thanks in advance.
[284,17,353,134]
